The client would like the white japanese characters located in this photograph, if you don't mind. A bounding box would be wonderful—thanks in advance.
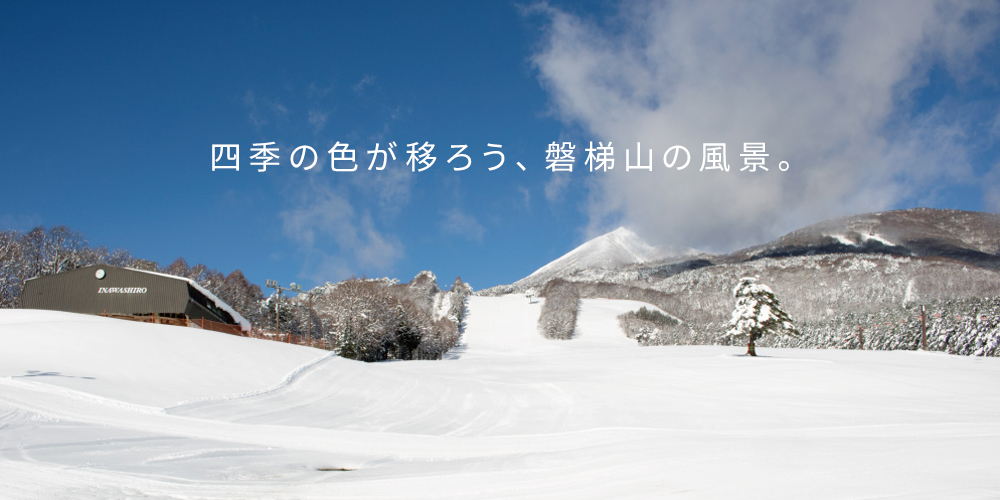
[290,145,318,170]
[625,142,652,171]
[700,143,729,172]
[211,144,240,171]
[739,142,768,172]
[585,142,614,172]
[545,142,575,172]
[367,142,397,171]
[662,145,690,170]
[212,141,788,174]
[329,142,356,172]
[249,142,279,172]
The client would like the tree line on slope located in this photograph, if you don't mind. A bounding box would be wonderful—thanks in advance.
[510,252,1000,336]
[529,274,999,357]
[618,284,1000,357]
[537,279,580,340]
[310,275,470,361]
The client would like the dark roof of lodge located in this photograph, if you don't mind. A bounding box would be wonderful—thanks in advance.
[21,265,250,331]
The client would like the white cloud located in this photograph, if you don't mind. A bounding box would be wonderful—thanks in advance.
[440,208,485,242]
[353,74,377,94]
[544,172,571,203]
[989,111,1000,210]
[307,82,333,100]
[349,160,414,216]
[279,182,403,281]
[308,109,328,133]
[355,213,404,268]
[984,163,1000,212]
[531,1,999,250]
[517,185,532,211]
[243,90,289,129]
[0,213,43,231]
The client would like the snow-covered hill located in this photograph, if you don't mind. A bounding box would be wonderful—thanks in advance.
[732,207,1000,269]
[480,209,1000,348]
[3,304,1000,499]
[489,208,1000,296]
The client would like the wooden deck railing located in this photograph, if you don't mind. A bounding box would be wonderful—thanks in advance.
[99,312,328,350]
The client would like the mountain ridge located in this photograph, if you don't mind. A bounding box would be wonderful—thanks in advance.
[484,207,1000,296]
[729,207,1000,269]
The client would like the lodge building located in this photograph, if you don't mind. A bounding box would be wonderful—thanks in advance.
[20,265,250,333]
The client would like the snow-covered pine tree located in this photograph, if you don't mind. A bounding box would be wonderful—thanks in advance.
[447,276,472,325]
[393,303,422,360]
[725,277,798,356]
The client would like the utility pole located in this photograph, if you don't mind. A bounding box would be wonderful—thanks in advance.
[265,280,303,340]
[301,289,319,346]
[307,291,313,343]
[920,305,927,350]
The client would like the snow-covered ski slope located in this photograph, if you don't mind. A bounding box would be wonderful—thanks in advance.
[2,297,1000,499]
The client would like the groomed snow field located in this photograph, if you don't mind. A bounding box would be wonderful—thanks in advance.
[2,295,999,499]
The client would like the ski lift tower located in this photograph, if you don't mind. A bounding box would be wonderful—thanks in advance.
[265,280,303,334]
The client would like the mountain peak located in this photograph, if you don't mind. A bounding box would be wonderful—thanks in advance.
[514,227,694,288]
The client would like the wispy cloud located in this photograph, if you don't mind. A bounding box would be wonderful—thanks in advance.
[517,185,531,211]
[353,74,377,94]
[0,213,43,231]
[985,163,1000,212]
[243,90,289,129]
[531,1,1000,249]
[348,161,414,219]
[308,109,328,133]
[306,82,333,100]
[440,208,485,242]
[544,173,571,203]
[279,181,403,281]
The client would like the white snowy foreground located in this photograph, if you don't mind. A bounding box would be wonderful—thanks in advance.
[2,296,999,499]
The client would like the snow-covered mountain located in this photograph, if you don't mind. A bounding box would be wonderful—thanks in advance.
[492,208,1000,295]
[509,227,696,290]
[479,208,1000,345]
[731,208,1000,269]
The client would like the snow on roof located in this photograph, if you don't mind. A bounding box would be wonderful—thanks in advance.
[124,268,251,332]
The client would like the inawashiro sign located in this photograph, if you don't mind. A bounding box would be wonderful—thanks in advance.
[97,287,148,294]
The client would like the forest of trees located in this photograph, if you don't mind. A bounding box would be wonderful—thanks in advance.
[618,306,685,345]
[530,275,1000,357]
[615,286,1000,357]
[310,274,469,361]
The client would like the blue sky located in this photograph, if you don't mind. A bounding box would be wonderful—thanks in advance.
[2,1,999,291]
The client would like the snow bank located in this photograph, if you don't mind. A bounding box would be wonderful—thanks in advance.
[0,309,323,406]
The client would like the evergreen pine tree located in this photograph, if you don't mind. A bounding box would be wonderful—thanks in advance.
[725,277,798,356]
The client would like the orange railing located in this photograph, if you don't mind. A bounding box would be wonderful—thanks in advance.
[99,312,329,350]
[245,329,329,349]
